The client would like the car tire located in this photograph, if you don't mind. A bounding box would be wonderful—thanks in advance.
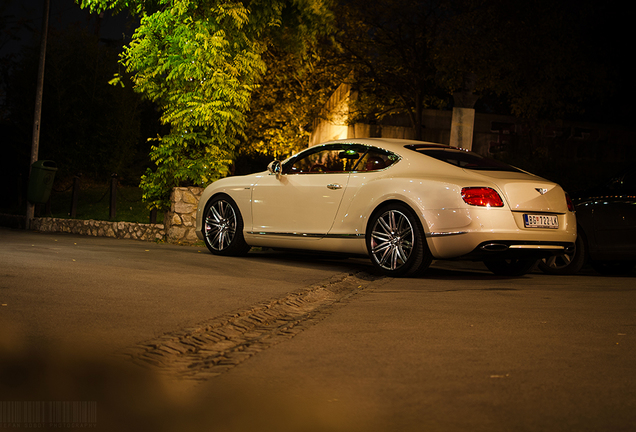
[366,203,432,277]
[538,230,586,275]
[483,258,537,276]
[202,195,251,256]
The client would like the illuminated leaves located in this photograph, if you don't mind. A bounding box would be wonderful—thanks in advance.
[78,0,334,210]
[241,44,347,161]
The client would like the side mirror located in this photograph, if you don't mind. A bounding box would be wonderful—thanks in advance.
[267,160,282,177]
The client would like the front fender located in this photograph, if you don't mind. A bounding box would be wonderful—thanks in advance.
[195,174,265,238]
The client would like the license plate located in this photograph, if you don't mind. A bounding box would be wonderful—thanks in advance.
[524,214,559,229]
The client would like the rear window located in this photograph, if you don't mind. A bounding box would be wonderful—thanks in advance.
[405,145,522,172]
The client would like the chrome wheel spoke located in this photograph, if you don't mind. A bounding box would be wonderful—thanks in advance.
[377,217,392,236]
[396,244,410,263]
[376,248,391,268]
[210,205,222,221]
[371,239,392,254]
[390,247,400,270]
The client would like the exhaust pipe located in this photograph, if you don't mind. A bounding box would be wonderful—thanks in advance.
[480,243,509,252]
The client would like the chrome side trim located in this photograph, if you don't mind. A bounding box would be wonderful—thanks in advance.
[426,231,468,237]
[248,230,466,239]
[248,232,324,238]
[247,231,364,239]
[326,233,365,239]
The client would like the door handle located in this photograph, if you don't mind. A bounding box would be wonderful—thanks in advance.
[327,183,342,190]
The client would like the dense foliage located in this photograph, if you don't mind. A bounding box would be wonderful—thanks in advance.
[333,0,448,139]
[432,0,610,121]
[237,43,347,169]
[78,0,333,210]
[331,0,613,136]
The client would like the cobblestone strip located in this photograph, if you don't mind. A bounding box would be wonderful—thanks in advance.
[118,271,383,381]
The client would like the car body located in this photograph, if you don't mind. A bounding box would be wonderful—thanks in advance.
[195,138,576,277]
[539,171,636,275]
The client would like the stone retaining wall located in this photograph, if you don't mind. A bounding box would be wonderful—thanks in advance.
[30,218,166,242]
[3,186,205,244]
[166,186,204,244]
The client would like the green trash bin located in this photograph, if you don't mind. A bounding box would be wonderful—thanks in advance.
[27,160,57,204]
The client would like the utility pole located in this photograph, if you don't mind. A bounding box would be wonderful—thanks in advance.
[26,0,50,230]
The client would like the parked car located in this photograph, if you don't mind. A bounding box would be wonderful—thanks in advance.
[539,171,636,275]
[195,138,576,277]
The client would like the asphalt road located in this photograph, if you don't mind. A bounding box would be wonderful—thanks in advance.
[1,227,634,432]
[0,227,363,352]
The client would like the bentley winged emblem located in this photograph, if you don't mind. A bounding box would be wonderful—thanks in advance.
[535,188,548,195]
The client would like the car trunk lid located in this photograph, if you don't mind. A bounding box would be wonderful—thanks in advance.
[466,170,568,213]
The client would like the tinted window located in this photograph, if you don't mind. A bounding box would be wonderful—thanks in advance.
[353,148,399,171]
[283,144,367,174]
[406,145,521,172]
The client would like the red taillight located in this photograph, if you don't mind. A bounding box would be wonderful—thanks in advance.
[461,187,504,207]
[565,192,575,212]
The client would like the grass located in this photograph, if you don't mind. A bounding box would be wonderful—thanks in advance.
[1,184,163,224]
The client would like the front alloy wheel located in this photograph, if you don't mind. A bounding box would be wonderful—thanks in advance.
[367,204,432,277]
[203,196,250,256]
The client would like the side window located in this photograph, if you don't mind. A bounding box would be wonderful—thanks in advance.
[355,149,398,172]
[284,144,365,174]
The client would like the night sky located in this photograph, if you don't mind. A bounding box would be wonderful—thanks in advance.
[1,0,129,58]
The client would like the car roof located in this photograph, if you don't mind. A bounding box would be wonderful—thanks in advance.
[317,138,452,156]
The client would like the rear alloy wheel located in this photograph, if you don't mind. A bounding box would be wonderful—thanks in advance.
[483,258,537,276]
[367,204,432,277]
[538,232,586,275]
[203,195,250,256]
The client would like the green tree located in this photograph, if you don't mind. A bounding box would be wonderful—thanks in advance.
[78,0,333,210]
[333,0,449,140]
[332,0,612,138]
[238,41,347,167]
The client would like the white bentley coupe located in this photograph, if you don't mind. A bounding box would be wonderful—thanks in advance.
[195,138,576,277]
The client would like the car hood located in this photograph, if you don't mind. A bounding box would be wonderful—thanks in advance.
[465,169,568,213]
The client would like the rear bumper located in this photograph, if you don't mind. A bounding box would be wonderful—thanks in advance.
[460,240,575,260]
[422,205,577,259]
